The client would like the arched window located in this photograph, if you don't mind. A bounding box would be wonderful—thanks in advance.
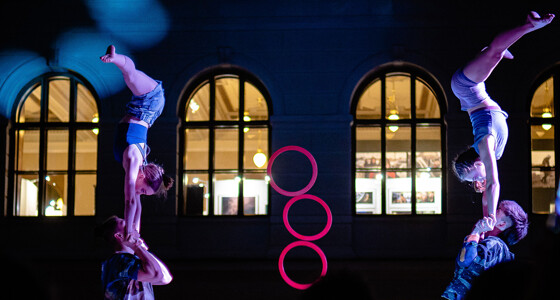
[529,71,557,214]
[352,65,446,215]
[11,72,99,216]
[178,67,271,216]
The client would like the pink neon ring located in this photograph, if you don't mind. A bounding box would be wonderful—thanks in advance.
[266,145,318,197]
[283,194,332,241]
[278,240,328,290]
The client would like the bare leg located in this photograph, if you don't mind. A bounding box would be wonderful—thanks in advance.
[100,45,158,96]
[463,11,555,83]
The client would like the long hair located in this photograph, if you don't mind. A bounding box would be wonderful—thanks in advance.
[452,147,480,181]
[499,200,529,245]
[142,163,174,197]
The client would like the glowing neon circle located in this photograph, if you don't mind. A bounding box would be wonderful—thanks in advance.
[278,240,328,290]
[283,194,332,241]
[266,145,318,197]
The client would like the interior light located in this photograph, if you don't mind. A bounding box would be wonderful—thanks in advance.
[45,175,51,181]
[243,115,251,122]
[244,127,250,133]
[189,100,200,113]
[388,125,399,132]
[92,128,99,135]
[375,174,383,180]
[264,175,270,183]
[542,111,552,118]
[388,109,399,120]
[92,115,99,123]
[235,176,242,183]
[253,150,267,168]
[198,183,204,187]
[542,124,552,131]
[192,177,199,184]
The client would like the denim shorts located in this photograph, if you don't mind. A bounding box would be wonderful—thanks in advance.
[470,108,508,160]
[126,80,165,127]
[451,69,498,111]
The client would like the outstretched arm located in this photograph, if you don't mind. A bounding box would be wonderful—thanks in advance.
[123,146,143,238]
[463,11,555,83]
[478,136,499,217]
[129,238,173,285]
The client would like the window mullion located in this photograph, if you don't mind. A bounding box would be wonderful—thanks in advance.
[238,78,245,216]
[381,76,387,215]
[410,76,417,216]
[208,78,216,216]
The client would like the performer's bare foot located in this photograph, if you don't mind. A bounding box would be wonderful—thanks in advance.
[100,45,126,67]
[527,11,555,30]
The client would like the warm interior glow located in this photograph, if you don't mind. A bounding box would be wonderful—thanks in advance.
[542,124,552,131]
[388,125,399,132]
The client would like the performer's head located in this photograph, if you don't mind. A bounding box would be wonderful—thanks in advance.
[490,200,529,245]
[96,215,126,250]
[452,147,485,192]
[136,163,174,197]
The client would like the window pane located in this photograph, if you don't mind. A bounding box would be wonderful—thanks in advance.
[532,170,555,214]
[214,173,240,215]
[46,130,68,170]
[244,128,268,170]
[215,77,239,121]
[356,127,381,169]
[386,126,411,168]
[386,74,411,120]
[416,78,440,118]
[530,77,554,118]
[75,174,96,216]
[185,129,209,170]
[18,84,41,123]
[17,130,39,171]
[531,125,555,169]
[48,78,70,122]
[44,174,67,216]
[386,171,411,214]
[243,173,269,215]
[244,82,268,121]
[416,171,442,214]
[16,175,38,216]
[356,172,382,215]
[76,130,98,170]
[184,173,209,216]
[76,83,99,122]
[186,82,210,121]
[531,124,555,214]
[416,126,441,169]
[356,80,381,119]
[215,128,238,169]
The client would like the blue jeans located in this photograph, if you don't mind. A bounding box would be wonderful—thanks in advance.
[126,80,165,127]
[470,108,508,160]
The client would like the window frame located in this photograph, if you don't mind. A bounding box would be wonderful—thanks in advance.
[527,68,560,214]
[178,66,272,217]
[7,71,100,217]
[351,64,447,216]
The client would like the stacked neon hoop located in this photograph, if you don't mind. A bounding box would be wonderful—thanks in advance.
[266,146,333,290]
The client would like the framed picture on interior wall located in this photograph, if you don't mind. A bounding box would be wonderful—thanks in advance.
[416,191,435,203]
[220,196,238,215]
[391,191,411,204]
[356,191,374,204]
[356,152,381,169]
[218,196,258,215]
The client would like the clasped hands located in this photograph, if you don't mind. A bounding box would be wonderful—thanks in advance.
[124,230,149,251]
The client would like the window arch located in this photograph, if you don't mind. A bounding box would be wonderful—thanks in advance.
[178,67,272,216]
[10,72,99,216]
[529,69,558,214]
[352,64,446,215]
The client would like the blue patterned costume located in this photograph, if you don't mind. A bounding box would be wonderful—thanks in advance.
[442,236,514,300]
[101,252,154,300]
